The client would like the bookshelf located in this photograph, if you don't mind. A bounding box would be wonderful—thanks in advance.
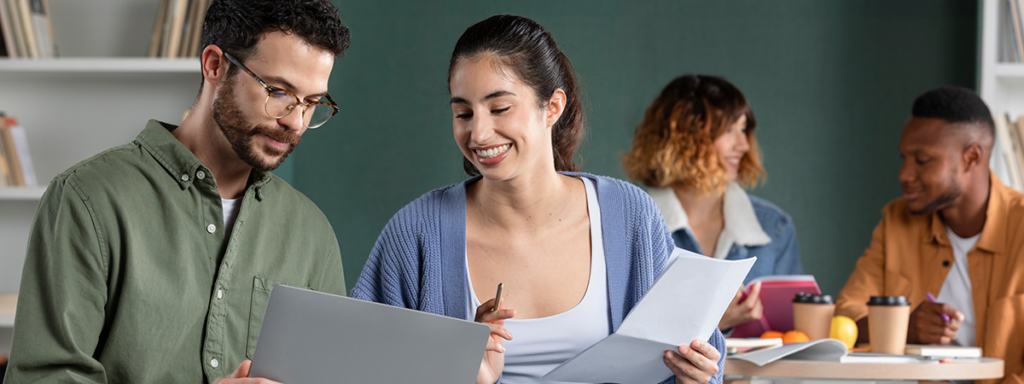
[0,0,203,333]
[981,0,1024,190]
[0,186,45,200]
[0,58,198,73]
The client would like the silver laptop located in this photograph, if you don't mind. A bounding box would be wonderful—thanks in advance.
[250,285,490,383]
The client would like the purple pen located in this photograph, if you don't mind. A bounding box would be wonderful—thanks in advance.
[927,292,951,322]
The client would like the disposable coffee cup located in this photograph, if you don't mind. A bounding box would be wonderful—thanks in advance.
[867,296,911,354]
[792,293,835,340]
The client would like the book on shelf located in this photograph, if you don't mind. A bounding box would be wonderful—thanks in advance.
[149,0,209,58]
[179,0,199,58]
[0,114,37,187]
[0,117,23,186]
[0,132,8,186]
[28,0,55,57]
[5,115,35,185]
[1002,0,1024,63]
[0,294,15,316]
[6,0,26,58]
[187,0,209,57]
[16,0,37,58]
[0,0,13,57]
[0,0,56,58]
[164,0,188,58]
[148,0,169,58]
[995,114,1024,192]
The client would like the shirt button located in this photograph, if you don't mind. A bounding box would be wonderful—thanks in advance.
[181,174,189,181]
[197,170,206,180]
[210,358,219,368]
[217,289,223,299]
[207,224,217,234]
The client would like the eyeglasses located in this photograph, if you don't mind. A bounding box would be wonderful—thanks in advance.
[223,51,339,129]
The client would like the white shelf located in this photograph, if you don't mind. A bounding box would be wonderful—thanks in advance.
[0,187,46,201]
[0,58,200,73]
[993,64,1024,79]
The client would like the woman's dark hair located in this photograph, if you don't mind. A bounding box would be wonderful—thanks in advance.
[449,14,584,176]
[200,0,350,79]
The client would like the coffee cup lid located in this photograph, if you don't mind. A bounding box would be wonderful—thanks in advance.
[867,296,910,306]
[793,292,834,304]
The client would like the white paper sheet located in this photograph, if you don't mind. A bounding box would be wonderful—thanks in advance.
[543,249,755,384]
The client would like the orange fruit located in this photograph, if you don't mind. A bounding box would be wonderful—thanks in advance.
[760,330,784,339]
[782,330,809,344]
[830,315,858,349]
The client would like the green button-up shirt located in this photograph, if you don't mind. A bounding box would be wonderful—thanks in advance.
[4,120,346,383]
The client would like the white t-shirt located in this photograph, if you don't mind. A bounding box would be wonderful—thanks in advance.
[222,198,242,240]
[937,226,980,347]
[467,178,609,384]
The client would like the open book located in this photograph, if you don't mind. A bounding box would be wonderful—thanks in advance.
[730,338,930,366]
[543,249,755,384]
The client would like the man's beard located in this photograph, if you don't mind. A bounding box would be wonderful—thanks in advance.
[212,76,301,172]
[907,171,962,216]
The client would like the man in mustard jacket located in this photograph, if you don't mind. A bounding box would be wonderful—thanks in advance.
[836,86,1024,384]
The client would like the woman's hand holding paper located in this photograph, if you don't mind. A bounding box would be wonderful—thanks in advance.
[664,339,721,384]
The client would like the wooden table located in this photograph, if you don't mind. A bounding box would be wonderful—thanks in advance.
[725,357,1004,383]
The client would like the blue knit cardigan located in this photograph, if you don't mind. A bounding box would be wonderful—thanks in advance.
[352,173,725,384]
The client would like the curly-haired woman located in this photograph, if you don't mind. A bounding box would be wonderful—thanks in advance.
[623,74,803,331]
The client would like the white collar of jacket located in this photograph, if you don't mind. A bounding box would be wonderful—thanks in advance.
[648,182,772,259]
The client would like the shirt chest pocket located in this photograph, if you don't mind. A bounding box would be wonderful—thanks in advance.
[246,276,312,359]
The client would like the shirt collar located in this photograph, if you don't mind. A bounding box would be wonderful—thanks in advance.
[135,119,272,198]
[929,171,1011,254]
[649,182,772,251]
[647,186,690,234]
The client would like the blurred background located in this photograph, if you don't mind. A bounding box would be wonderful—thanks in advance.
[293,0,978,294]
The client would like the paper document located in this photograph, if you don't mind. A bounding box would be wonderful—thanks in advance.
[729,338,932,366]
[543,248,755,384]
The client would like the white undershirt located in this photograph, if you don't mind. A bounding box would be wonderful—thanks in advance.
[937,226,979,347]
[222,198,242,240]
[467,178,609,384]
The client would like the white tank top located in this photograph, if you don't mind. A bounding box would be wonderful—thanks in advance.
[467,177,609,384]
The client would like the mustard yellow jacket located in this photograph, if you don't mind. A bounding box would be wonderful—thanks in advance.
[836,172,1024,384]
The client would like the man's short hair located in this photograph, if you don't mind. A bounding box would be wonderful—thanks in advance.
[911,86,995,138]
[200,0,350,74]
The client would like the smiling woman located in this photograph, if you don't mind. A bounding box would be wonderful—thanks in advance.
[447,15,584,177]
[353,14,726,384]
[623,75,804,333]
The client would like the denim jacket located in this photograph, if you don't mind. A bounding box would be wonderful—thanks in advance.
[648,183,803,284]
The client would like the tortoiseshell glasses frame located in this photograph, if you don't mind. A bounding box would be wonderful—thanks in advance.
[223,51,339,129]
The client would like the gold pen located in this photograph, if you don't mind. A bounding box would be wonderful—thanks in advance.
[492,283,503,312]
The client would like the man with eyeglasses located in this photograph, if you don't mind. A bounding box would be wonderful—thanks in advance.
[4,1,348,383]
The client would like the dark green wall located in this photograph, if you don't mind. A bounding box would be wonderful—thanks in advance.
[291,1,978,295]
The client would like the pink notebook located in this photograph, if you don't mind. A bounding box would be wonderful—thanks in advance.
[730,275,820,338]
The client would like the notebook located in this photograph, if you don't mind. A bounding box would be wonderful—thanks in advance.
[731,275,820,338]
